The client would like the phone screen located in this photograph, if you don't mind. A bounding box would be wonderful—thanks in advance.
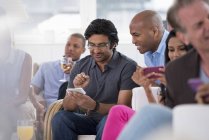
[143,66,164,79]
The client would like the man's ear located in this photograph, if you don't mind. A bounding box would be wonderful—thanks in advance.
[152,26,159,39]
[176,31,190,45]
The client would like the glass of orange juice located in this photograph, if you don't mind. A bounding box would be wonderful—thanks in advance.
[17,120,34,140]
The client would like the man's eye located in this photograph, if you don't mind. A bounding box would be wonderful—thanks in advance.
[88,43,95,47]
[99,44,106,47]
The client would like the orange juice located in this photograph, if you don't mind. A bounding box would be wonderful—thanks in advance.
[17,126,34,140]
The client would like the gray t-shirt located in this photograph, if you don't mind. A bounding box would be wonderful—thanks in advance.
[68,50,138,121]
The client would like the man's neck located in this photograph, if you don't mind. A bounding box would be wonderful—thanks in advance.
[96,52,113,72]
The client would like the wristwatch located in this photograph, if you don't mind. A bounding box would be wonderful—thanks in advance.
[92,101,100,111]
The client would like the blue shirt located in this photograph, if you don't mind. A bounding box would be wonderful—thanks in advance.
[144,30,169,67]
[31,60,68,108]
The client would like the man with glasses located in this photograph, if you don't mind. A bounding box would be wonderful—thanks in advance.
[51,19,138,140]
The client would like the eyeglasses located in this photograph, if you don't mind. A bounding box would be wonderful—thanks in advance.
[87,42,110,49]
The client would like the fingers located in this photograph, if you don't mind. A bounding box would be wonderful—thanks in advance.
[159,67,165,72]
[195,91,205,104]
[195,84,209,104]
[74,73,88,84]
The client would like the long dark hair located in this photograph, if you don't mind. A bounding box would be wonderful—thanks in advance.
[164,30,192,64]
[160,30,192,104]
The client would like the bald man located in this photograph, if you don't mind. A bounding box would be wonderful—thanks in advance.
[130,10,169,67]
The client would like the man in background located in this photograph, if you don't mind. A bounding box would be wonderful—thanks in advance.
[130,10,169,67]
[30,33,85,139]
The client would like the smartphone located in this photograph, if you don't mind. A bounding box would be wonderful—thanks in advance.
[187,78,203,92]
[66,88,86,94]
[143,66,164,79]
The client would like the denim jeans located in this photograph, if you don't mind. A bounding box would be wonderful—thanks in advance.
[117,104,172,140]
[51,110,107,140]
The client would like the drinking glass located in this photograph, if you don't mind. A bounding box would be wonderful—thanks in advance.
[17,120,34,140]
[59,56,73,82]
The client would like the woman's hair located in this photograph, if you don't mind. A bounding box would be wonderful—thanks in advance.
[84,18,119,49]
[164,30,192,64]
[160,30,193,104]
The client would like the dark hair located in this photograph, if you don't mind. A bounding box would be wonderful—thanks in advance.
[167,0,209,32]
[71,33,86,48]
[160,30,193,104]
[164,30,192,64]
[84,19,119,49]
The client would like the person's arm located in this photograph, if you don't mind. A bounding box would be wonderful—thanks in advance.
[29,85,45,112]
[97,90,132,115]
[143,86,157,103]
[65,89,132,115]
[63,92,78,111]
[132,66,157,103]
[13,53,32,106]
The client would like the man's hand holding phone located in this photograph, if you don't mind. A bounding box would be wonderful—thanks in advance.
[188,78,209,104]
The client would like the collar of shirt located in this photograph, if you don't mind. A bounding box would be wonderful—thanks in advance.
[144,30,169,66]
[90,50,120,70]
[145,30,169,56]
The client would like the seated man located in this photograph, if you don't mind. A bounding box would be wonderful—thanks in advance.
[30,33,86,110]
[51,18,138,140]
[0,7,35,140]
[29,33,85,138]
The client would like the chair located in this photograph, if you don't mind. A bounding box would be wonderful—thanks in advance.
[43,99,96,140]
[132,87,161,112]
[173,104,209,140]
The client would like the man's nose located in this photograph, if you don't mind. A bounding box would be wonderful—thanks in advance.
[132,37,136,45]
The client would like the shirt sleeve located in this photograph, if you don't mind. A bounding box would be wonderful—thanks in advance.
[31,63,45,90]
[120,62,139,90]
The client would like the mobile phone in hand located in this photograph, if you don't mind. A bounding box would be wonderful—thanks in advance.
[66,88,86,94]
[187,78,203,92]
[143,66,164,79]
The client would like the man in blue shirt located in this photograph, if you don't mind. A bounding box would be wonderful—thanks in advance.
[129,10,169,67]
[30,33,85,110]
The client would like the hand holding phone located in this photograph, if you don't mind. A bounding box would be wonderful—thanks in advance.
[143,66,164,79]
[66,88,86,94]
[187,78,203,92]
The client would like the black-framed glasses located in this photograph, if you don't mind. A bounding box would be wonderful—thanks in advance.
[87,42,110,49]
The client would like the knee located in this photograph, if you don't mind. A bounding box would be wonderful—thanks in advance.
[109,105,130,115]
[109,105,133,118]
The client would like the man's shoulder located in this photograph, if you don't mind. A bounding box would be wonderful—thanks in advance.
[117,51,137,65]
[38,60,60,71]
[40,60,59,66]
[76,55,92,64]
